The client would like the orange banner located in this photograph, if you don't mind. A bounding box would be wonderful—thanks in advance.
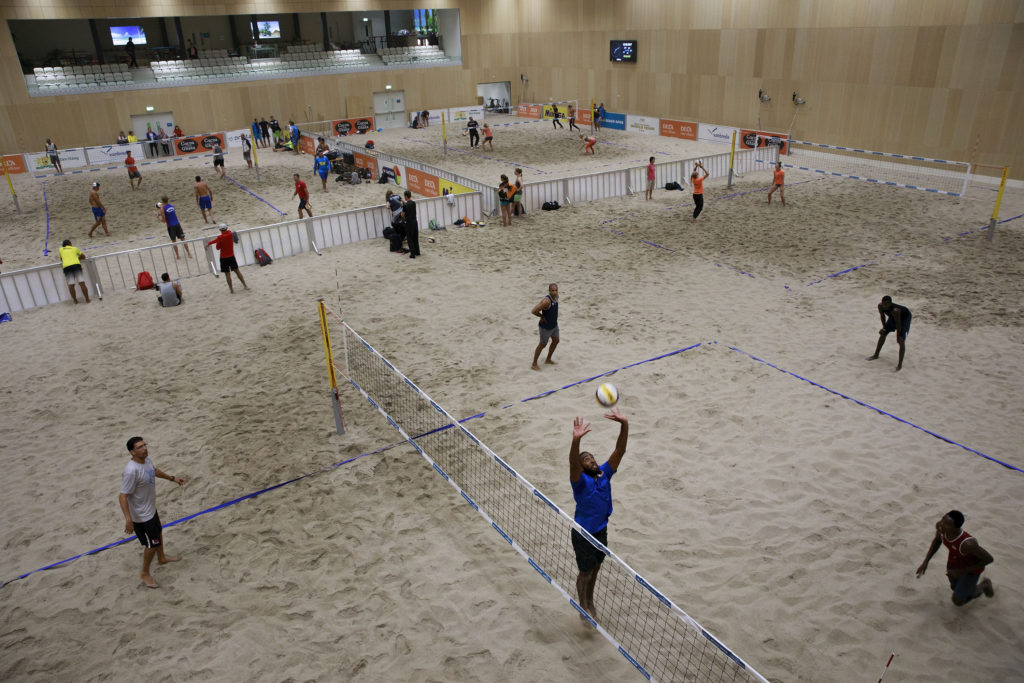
[353,151,378,179]
[331,117,375,136]
[2,155,26,174]
[576,109,593,126]
[406,167,439,197]
[174,133,226,156]
[659,119,698,141]
[298,134,316,155]
[740,129,789,154]
[516,104,542,119]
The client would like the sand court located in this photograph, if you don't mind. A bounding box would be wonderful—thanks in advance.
[2,122,1023,681]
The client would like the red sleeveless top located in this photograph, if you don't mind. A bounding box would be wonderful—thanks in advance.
[942,530,982,574]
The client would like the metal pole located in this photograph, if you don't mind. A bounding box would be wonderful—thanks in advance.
[3,161,19,214]
[317,298,345,435]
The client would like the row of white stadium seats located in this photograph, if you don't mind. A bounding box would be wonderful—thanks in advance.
[379,46,443,55]
[380,54,448,64]
[198,49,231,58]
[34,64,130,76]
[37,72,132,84]
[153,59,379,80]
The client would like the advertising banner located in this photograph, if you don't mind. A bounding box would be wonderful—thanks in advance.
[25,147,87,172]
[576,108,593,126]
[224,129,250,148]
[174,133,225,156]
[659,119,698,141]
[598,111,626,131]
[698,123,739,146]
[406,167,440,197]
[332,117,375,137]
[739,129,789,154]
[379,163,406,187]
[298,134,316,155]
[3,155,28,174]
[447,106,485,123]
[516,104,542,119]
[352,151,378,179]
[439,179,474,195]
[626,115,659,136]
[85,143,145,165]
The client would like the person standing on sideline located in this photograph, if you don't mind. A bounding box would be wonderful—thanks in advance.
[58,239,90,303]
[594,102,605,131]
[580,134,597,155]
[118,436,184,588]
[88,182,109,237]
[259,118,271,148]
[251,119,262,148]
[568,103,579,132]
[402,190,420,258]
[240,134,253,169]
[158,127,171,156]
[158,195,191,259]
[513,168,525,217]
[767,161,786,206]
[916,510,994,606]
[269,116,282,143]
[288,121,300,152]
[45,138,63,174]
[499,174,513,226]
[194,176,215,224]
[207,224,249,293]
[293,173,314,217]
[466,117,480,147]
[314,153,331,192]
[156,273,183,307]
[125,151,141,190]
[212,141,225,178]
[125,37,138,68]
[186,39,198,60]
[690,160,709,223]
[385,190,407,253]
[867,295,911,372]
[145,128,159,157]
[172,124,183,138]
[531,283,560,370]
[568,408,629,619]
[481,123,494,151]
[645,156,656,200]
[551,104,564,129]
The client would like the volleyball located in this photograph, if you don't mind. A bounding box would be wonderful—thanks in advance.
[595,383,618,407]
[156,202,163,208]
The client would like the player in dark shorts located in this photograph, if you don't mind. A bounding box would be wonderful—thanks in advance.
[159,196,191,260]
[867,295,912,372]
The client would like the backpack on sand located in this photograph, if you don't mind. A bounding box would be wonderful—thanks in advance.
[136,271,154,290]
[254,248,273,266]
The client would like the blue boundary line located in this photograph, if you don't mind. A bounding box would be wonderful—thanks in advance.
[223,174,286,215]
[41,180,51,256]
[726,345,1022,474]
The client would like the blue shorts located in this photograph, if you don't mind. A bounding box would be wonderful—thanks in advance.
[198,195,212,210]
[92,207,105,219]
[318,170,328,180]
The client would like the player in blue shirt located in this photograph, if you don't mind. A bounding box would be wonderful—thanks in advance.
[158,195,191,260]
[314,154,331,191]
[568,408,629,619]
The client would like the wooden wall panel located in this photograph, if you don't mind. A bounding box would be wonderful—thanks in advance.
[0,0,1021,177]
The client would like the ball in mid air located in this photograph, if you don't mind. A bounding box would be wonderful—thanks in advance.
[595,383,618,407]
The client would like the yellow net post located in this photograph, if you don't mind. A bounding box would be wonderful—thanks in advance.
[3,159,20,214]
[442,112,447,157]
[317,298,345,435]
[727,130,737,188]
[985,166,1009,243]
[251,129,261,182]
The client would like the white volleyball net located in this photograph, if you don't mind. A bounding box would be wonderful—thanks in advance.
[786,138,971,196]
[324,303,769,683]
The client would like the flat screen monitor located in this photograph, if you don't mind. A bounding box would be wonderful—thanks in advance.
[610,39,637,63]
[110,26,147,46]
[254,20,281,39]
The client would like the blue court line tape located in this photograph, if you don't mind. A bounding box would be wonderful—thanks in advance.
[940,212,1024,241]
[727,345,1023,474]
[30,152,227,179]
[223,174,286,215]
[804,261,878,286]
[42,181,51,256]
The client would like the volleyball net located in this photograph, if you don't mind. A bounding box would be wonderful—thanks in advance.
[785,139,971,196]
[320,301,768,683]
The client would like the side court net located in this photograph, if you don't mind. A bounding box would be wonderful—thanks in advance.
[322,303,769,683]
[786,138,970,196]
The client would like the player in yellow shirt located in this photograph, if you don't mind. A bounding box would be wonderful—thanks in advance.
[58,239,90,303]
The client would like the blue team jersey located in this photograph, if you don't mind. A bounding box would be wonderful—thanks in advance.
[162,203,179,226]
[315,157,330,175]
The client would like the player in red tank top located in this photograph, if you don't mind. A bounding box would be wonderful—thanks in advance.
[916,510,994,606]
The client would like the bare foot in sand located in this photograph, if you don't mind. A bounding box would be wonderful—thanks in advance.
[158,555,180,565]
[141,573,158,588]
[545,359,556,366]
[531,364,540,371]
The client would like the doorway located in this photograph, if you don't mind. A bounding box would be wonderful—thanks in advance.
[373,90,406,129]
[130,112,176,158]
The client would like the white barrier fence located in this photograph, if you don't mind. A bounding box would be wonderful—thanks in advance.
[0,192,482,315]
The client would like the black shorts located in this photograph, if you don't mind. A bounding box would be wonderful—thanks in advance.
[219,256,239,273]
[167,224,185,241]
[213,158,224,167]
[571,526,608,572]
[298,198,309,211]
[133,512,162,548]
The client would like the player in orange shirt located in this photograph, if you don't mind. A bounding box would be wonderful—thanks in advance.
[767,161,786,206]
[690,161,709,223]
[125,152,141,190]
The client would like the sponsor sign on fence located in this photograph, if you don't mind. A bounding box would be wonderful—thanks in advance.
[439,178,474,195]
[626,114,659,135]
[698,123,739,145]
[25,147,87,172]
[224,129,250,148]
[660,119,698,141]
[298,134,316,155]
[353,151,378,178]
[175,134,225,156]
[516,104,542,119]
[332,117,375,136]
[407,167,440,197]
[740,129,789,154]
[447,106,485,123]
[599,111,627,131]
[86,143,145,165]
[3,155,27,174]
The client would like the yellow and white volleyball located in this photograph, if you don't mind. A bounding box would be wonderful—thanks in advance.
[595,383,618,407]
[156,202,163,208]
